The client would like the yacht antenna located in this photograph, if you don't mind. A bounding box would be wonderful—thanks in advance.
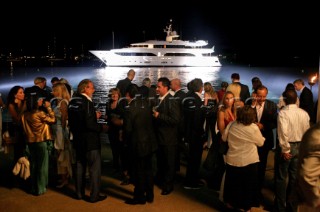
[112,31,114,49]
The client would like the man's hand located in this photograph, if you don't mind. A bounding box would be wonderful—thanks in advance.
[281,152,292,160]
[255,122,264,130]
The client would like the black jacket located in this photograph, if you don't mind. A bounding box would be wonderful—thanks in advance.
[153,94,180,146]
[68,93,102,157]
[124,98,157,157]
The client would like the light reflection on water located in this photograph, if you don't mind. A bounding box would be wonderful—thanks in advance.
[93,66,221,92]
[0,64,318,105]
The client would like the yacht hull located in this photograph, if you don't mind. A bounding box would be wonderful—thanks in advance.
[90,50,221,67]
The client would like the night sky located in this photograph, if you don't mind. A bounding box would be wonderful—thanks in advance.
[1,2,319,65]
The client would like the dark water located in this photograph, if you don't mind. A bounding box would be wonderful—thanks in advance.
[0,62,319,120]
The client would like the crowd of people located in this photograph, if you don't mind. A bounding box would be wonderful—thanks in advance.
[0,69,319,211]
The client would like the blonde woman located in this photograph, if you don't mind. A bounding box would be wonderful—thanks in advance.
[106,88,130,185]
[51,83,72,188]
[207,91,236,192]
[203,82,219,149]
[215,91,239,201]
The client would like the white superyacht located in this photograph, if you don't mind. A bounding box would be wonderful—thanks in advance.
[90,20,221,67]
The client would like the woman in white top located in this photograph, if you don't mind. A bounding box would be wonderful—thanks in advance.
[222,105,265,211]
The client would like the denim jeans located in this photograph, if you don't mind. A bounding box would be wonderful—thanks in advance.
[274,142,300,212]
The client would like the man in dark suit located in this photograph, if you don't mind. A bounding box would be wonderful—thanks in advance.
[123,84,158,205]
[170,78,187,172]
[254,85,278,201]
[116,69,135,97]
[231,73,250,103]
[183,78,207,189]
[294,79,315,124]
[68,79,107,203]
[153,77,180,195]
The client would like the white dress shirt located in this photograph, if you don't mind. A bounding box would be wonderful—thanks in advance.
[277,104,310,153]
[256,101,265,122]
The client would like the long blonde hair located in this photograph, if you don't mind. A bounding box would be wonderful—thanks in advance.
[52,83,71,102]
[219,91,236,119]
[204,82,216,97]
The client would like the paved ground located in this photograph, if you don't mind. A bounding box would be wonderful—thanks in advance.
[0,133,274,212]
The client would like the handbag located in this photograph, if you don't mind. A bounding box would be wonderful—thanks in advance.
[3,121,17,145]
[3,130,16,145]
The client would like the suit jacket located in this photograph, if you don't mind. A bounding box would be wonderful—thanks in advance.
[174,89,187,105]
[183,91,206,143]
[235,82,250,103]
[116,78,131,97]
[258,100,278,149]
[153,93,180,146]
[300,86,315,123]
[124,98,157,157]
[174,89,187,134]
[71,94,102,156]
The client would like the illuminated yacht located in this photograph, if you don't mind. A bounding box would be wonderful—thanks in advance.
[90,20,221,67]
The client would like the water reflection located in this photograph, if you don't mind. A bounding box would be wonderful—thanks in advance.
[94,66,221,92]
[0,63,318,104]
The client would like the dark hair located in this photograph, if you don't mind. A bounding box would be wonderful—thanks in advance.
[126,84,139,98]
[237,105,257,125]
[192,78,203,92]
[187,78,203,92]
[252,77,262,91]
[285,83,295,91]
[256,85,268,94]
[293,79,305,86]
[221,81,229,89]
[7,86,24,104]
[51,77,59,83]
[157,77,170,89]
[251,77,260,83]
[231,73,240,80]
[26,92,40,111]
[283,89,297,105]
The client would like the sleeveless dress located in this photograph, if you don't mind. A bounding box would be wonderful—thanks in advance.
[204,109,234,192]
[52,99,72,177]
